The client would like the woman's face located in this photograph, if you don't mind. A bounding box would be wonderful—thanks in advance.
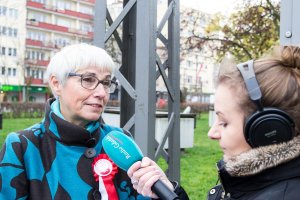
[52,66,111,127]
[208,83,251,160]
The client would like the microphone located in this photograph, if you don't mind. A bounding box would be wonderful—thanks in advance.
[102,130,179,200]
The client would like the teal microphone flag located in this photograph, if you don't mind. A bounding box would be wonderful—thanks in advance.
[102,130,144,171]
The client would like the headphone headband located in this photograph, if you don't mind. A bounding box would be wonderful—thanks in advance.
[237,60,263,111]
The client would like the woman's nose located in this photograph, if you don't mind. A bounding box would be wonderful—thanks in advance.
[208,123,221,140]
[93,84,108,97]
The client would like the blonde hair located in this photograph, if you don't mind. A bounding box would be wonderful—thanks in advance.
[217,46,300,136]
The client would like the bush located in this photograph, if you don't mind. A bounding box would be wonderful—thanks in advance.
[1,102,45,119]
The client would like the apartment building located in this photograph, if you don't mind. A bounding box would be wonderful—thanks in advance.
[0,0,95,102]
[0,0,216,103]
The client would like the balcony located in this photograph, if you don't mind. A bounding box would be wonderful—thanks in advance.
[26,39,57,49]
[25,77,47,85]
[27,0,94,20]
[25,59,50,67]
[73,0,96,4]
[26,20,93,39]
[57,9,93,20]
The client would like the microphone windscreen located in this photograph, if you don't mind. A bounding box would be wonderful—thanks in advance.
[102,130,144,171]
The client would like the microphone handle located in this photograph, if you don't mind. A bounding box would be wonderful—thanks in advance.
[151,179,179,200]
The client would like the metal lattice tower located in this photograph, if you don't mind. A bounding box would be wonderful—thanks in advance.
[280,0,300,45]
[93,0,181,181]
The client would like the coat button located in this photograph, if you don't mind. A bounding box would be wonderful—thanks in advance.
[85,148,96,158]
[209,188,216,194]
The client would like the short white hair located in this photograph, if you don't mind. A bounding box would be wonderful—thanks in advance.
[46,43,115,97]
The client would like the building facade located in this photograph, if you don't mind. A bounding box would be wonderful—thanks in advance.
[0,0,216,103]
[0,0,95,103]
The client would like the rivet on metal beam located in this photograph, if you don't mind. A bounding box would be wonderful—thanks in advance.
[285,31,292,38]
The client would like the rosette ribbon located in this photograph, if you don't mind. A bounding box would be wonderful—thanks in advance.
[92,153,119,200]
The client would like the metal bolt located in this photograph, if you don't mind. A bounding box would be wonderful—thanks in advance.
[285,31,292,38]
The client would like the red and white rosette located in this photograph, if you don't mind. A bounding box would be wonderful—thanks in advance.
[92,154,119,200]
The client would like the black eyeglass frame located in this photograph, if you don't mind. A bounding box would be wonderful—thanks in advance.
[68,72,118,93]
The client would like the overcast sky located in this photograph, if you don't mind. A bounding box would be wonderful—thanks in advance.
[180,0,238,14]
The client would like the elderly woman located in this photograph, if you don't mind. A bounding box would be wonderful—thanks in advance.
[0,43,188,200]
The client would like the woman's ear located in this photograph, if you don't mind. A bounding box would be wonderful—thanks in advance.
[49,75,62,96]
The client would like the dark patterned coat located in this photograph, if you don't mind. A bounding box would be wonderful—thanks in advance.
[0,99,149,200]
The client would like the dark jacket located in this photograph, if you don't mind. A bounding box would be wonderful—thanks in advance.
[207,136,300,200]
[0,98,188,200]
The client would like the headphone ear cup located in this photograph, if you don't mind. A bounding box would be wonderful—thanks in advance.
[244,108,295,148]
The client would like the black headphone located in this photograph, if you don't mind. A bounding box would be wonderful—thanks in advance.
[237,60,295,147]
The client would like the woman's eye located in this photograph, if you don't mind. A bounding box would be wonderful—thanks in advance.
[219,122,227,128]
[83,76,96,83]
[102,80,111,87]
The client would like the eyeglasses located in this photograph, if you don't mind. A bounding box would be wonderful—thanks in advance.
[68,73,118,93]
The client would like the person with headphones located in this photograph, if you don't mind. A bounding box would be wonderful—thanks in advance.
[206,45,300,200]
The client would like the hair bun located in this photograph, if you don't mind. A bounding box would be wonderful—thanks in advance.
[281,46,300,69]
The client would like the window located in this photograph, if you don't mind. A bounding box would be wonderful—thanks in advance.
[8,67,11,76]
[0,7,18,19]
[2,27,6,35]
[13,28,17,37]
[0,6,7,16]
[56,0,71,10]
[36,69,40,79]
[11,96,18,102]
[1,47,5,55]
[31,70,36,78]
[8,8,18,19]
[8,48,12,56]
[8,27,12,36]
[0,26,17,37]
[28,31,46,41]
[13,48,17,56]
[12,68,16,76]
[32,0,46,3]
[80,22,92,32]
[1,67,5,75]
[41,70,44,79]
[31,13,46,22]
[29,96,36,102]
[56,17,71,28]
[27,50,45,60]
[79,5,94,15]
[54,36,71,47]
[26,67,30,76]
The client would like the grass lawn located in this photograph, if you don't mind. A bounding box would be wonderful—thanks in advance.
[179,113,222,199]
[0,113,222,200]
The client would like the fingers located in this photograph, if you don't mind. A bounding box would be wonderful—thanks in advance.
[137,173,160,198]
[140,157,153,168]
[127,157,170,199]
[127,160,142,178]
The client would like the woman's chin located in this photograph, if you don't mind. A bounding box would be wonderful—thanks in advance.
[83,114,101,122]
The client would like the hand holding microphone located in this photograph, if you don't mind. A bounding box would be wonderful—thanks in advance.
[102,130,179,200]
[128,156,175,199]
